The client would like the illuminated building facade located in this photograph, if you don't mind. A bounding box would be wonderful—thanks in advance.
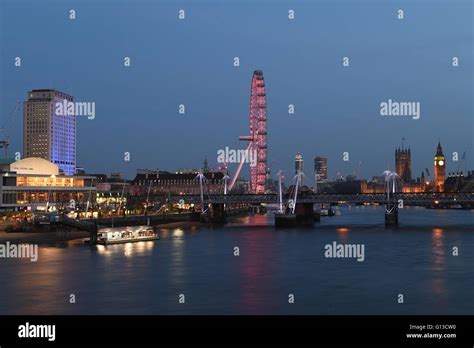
[395,147,412,182]
[314,156,328,182]
[24,89,76,175]
[0,157,95,211]
[129,169,225,196]
[295,152,304,186]
[444,171,474,192]
[94,173,129,211]
[295,152,304,175]
[434,141,446,192]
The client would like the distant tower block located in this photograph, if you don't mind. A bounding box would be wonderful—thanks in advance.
[24,89,76,175]
[314,156,327,182]
[295,152,304,185]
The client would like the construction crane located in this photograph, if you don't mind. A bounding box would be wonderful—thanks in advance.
[0,101,20,158]
[452,150,468,192]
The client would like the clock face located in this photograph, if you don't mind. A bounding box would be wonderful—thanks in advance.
[434,160,437,166]
[438,160,444,166]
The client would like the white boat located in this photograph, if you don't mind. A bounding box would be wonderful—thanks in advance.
[96,225,159,245]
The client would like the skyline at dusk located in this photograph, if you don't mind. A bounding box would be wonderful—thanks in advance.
[0,1,473,345]
[1,0,472,181]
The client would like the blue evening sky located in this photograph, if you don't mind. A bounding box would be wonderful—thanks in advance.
[1,0,472,181]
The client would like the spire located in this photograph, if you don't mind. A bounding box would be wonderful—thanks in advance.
[436,140,444,156]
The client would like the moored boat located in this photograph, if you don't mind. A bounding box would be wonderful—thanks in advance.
[95,225,159,245]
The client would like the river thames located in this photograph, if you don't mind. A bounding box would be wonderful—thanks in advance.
[0,206,472,315]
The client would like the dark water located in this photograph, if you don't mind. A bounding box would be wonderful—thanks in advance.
[0,206,472,315]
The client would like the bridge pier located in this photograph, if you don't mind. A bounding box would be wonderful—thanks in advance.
[275,213,296,227]
[89,222,98,244]
[190,211,201,222]
[385,202,399,226]
[211,203,226,223]
[295,202,315,226]
[313,209,320,222]
[275,202,315,227]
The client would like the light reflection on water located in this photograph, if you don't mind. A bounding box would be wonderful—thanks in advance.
[336,227,350,242]
[0,207,472,315]
[238,230,277,314]
[95,240,154,257]
[431,227,446,298]
[170,228,187,290]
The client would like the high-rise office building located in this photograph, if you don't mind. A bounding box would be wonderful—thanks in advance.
[314,156,328,182]
[395,147,412,182]
[295,152,304,174]
[295,152,304,185]
[23,89,76,175]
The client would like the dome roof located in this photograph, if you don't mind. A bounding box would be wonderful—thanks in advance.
[10,157,60,175]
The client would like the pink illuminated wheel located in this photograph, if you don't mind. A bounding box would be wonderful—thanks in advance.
[249,70,267,193]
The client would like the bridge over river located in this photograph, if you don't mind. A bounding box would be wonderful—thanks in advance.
[55,192,473,239]
[166,192,474,205]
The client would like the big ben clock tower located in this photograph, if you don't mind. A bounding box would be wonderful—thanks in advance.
[434,141,446,192]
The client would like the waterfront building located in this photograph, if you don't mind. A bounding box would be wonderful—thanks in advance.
[395,147,412,182]
[176,168,200,174]
[444,171,474,193]
[93,174,129,213]
[23,89,76,175]
[0,157,95,211]
[434,141,446,192]
[129,169,225,196]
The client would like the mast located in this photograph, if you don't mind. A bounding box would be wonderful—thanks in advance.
[292,170,301,214]
[117,179,126,215]
[223,174,230,195]
[277,170,283,213]
[144,179,152,216]
[85,178,94,217]
[195,172,206,211]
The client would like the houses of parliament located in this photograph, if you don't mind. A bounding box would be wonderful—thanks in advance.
[359,141,472,194]
[393,141,467,193]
